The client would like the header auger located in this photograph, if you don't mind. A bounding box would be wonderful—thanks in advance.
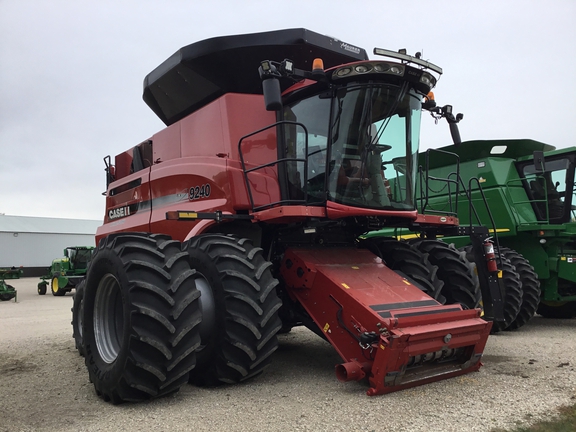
[76,29,498,403]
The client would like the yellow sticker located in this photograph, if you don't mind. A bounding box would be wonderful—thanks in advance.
[341,283,350,289]
[561,256,567,261]
[497,270,503,279]
[323,323,330,333]
[179,212,198,219]
[351,266,359,270]
[380,344,386,350]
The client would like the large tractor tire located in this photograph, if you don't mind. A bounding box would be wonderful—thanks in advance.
[360,237,445,302]
[410,239,481,310]
[499,248,541,330]
[488,250,522,333]
[184,234,282,387]
[82,233,201,404]
[537,301,576,319]
[71,280,85,356]
[460,245,522,333]
[51,275,67,296]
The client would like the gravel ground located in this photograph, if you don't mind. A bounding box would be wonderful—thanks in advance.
[1,278,575,432]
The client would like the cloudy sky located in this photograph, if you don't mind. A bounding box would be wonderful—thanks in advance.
[1,0,575,221]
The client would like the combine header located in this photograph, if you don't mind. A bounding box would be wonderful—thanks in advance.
[76,29,495,403]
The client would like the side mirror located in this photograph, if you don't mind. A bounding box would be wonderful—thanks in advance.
[444,107,463,146]
[533,150,545,173]
[425,101,463,146]
[262,78,282,111]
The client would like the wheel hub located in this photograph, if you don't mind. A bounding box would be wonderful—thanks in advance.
[94,274,124,363]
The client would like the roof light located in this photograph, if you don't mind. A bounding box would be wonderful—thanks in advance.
[373,47,443,75]
[420,72,435,86]
[312,58,324,73]
[374,63,390,72]
[354,64,372,73]
[336,67,352,77]
[282,59,294,74]
[260,60,271,72]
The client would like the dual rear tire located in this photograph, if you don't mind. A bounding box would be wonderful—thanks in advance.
[81,233,201,403]
[498,248,541,331]
[77,232,281,403]
[184,234,282,386]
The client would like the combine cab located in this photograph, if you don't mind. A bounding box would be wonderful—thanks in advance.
[77,29,496,403]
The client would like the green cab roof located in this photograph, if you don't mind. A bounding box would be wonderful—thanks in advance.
[423,139,556,169]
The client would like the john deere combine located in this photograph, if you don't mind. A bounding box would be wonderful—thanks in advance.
[416,139,576,325]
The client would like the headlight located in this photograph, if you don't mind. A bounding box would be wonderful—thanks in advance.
[354,64,372,73]
[336,67,352,77]
[374,63,390,72]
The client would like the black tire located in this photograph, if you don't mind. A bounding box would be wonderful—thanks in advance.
[184,234,282,387]
[459,245,522,333]
[491,250,522,333]
[0,287,16,301]
[83,233,201,404]
[51,275,66,296]
[360,237,445,302]
[537,301,576,319]
[500,248,541,330]
[410,239,481,310]
[38,283,47,295]
[72,280,86,356]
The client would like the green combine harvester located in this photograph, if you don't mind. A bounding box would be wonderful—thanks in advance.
[38,246,94,296]
[402,139,576,327]
[0,267,21,302]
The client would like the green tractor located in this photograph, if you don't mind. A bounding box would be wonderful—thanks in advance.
[413,139,576,325]
[0,267,21,302]
[38,246,95,296]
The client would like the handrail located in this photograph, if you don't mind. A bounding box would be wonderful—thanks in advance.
[238,120,309,212]
[503,176,551,225]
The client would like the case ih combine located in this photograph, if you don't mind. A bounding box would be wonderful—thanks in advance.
[76,29,502,403]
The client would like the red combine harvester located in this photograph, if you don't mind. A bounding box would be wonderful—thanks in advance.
[78,29,498,403]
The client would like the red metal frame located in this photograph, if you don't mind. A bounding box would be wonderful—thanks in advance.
[280,248,491,395]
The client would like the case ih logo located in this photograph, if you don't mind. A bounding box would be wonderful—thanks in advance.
[109,206,131,220]
[340,42,361,55]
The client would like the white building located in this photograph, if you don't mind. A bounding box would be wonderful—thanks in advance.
[0,215,101,276]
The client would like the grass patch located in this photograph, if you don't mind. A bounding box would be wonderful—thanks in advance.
[495,403,576,432]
